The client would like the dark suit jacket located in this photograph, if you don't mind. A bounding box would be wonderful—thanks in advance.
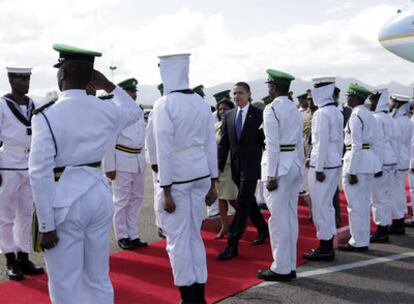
[218,104,265,183]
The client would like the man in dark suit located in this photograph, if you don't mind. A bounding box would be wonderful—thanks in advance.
[216,82,268,261]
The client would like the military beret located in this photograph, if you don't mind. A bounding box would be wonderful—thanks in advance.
[266,69,295,85]
[193,85,205,97]
[52,44,102,68]
[347,83,372,100]
[213,90,231,103]
[118,78,138,91]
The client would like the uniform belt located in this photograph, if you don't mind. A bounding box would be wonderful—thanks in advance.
[54,161,102,182]
[280,145,296,152]
[115,144,142,154]
[345,144,370,151]
[2,144,30,154]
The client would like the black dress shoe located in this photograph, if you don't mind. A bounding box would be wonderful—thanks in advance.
[290,271,297,279]
[118,238,135,250]
[370,225,389,243]
[17,252,44,275]
[303,247,335,261]
[251,231,269,245]
[130,238,148,248]
[256,269,291,282]
[216,246,238,261]
[5,253,24,281]
[390,218,406,235]
[338,244,368,252]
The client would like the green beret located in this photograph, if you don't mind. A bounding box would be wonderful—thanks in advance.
[118,78,138,91]
[193,85,205,97]
[347,83,372,100]
[266,69,295,85]
[157,83,164,95]
[297,93,308,100]
[213,90,231,103]
[52,44,102,68]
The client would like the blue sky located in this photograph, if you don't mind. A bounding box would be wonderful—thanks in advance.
[0,0,411,96]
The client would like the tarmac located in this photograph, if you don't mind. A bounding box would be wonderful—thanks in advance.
[1,169,413,304]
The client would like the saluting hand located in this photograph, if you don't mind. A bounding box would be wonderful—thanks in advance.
[90,70,115,93]
[40,230,59,250]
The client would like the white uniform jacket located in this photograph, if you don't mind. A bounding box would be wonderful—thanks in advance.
[0,96,36,169]
[343,105,381,175]
[29,87,141,232]
[145,111,157,166]
[310,104,343,171]
[373,111,398,167]
[410,116,414,170]
[393,107,413,171]
[262,96,304,179]
[103,108,146,174]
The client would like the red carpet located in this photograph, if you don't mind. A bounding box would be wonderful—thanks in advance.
[0,186,407,304]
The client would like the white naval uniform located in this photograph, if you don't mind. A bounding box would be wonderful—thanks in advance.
[371,90,398,227]
[263,96,304,275]
[391,104,412,220]
[104,109,146,241]
[29,87,140,304]
[206,111,220,217]
[0,95,35,254]
[153,55,218,286]
[145,111,163,230]
[343,105,381,247]
[409,116,414,205]
[308,84,343,241]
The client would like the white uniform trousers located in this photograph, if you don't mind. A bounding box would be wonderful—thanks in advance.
[266,163,301,275]
[371,166,395,226]
[157,177,210,286]
[391,170,408,220]
[343,173,373,247]
[409,170,414,205]
[308,168,339,240]
[44,182,114,304]
[112,171,145,240]
[0,170,33,254]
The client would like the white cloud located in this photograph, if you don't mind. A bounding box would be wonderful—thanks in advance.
[0,1,411,99]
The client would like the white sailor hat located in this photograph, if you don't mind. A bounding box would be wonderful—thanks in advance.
[6,67,32,77]
[312,77,336,84]
[390,93,411,103]
[158,53,191,63]
[371,88,387,95]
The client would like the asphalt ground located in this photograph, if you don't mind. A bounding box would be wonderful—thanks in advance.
[1,169,414,304]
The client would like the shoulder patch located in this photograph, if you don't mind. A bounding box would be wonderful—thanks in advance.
[32,101,56,115]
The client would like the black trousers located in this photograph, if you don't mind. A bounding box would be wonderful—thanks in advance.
[227,173,268,247]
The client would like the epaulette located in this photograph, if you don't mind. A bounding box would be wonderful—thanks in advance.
[98,94,114,100]
[32,101,56,115]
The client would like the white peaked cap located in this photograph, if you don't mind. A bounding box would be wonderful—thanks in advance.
[312,77,336,84]
[6,67,32,75]
[391,93,411,103]
[158,53,191,95]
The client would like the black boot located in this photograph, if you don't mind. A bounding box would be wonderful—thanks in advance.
[390,218,405,235]
[16,252,44,275]
[178,286,195,304]
[193,283,207,304]
[5,253,24,281]
[370,225,389,243]
[303,238,335,261]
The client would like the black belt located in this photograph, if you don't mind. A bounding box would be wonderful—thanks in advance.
[345,144,370,151]
[115,144,142,154]
[54,161,102,182]
[280,145,296,152]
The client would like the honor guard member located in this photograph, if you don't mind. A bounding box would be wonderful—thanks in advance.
[257,69,303,282]
[194,84,215,113]
[212,90,231,124]
[152,53,218,304]
[0,67,44,280]
[104,78,148,250]
[369,89,398,243]
[145,83,165,238]
[29,44,141,304]
[339,83,381,252]
[389,94,412,235]
[303,77,343,261]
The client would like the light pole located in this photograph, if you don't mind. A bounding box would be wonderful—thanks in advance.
[109,44,117,82]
